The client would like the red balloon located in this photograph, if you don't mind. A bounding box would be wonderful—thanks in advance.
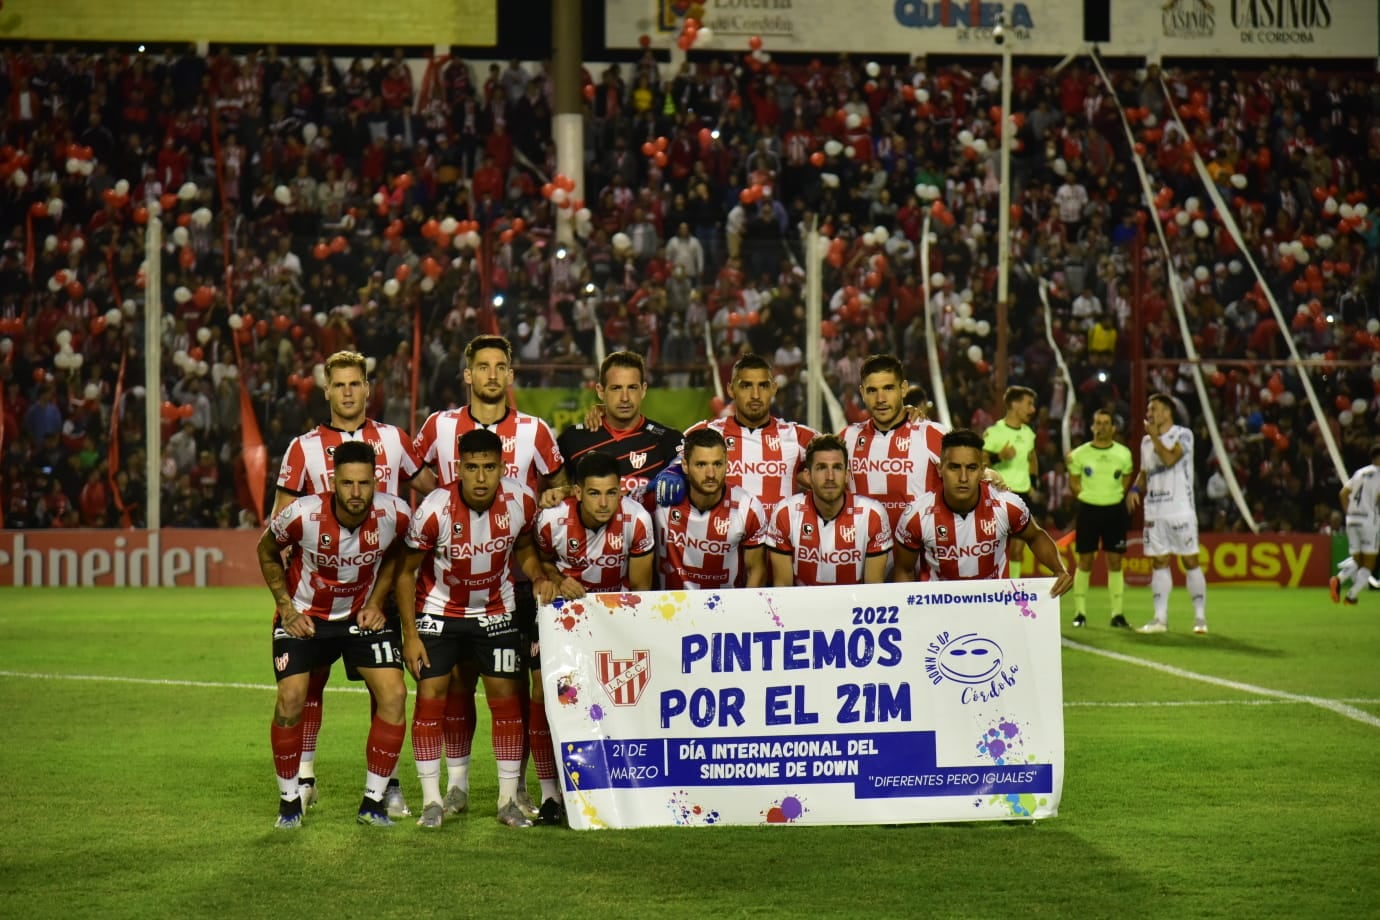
[89,315,107,336]
[810,151,826,167]
[330,236,348,254]
[641,141,656,157]
[1273,433,1290,452]
[179,247,196,269]
[395,264,411,282]
[583,84,595,101]
[384,220,404,240]
[254,319,269,337]
[188,346,204,362]
[748,35,763,50]
[313,243,330,260]
[1210,371,1226,387]
[29,202,47,219]
[193,287,214,309]
[133,207,149,225]
[512,218,526,234]
[66,281,85,300]
[653,151,668,168]
[421,219,440,239]
[161,401,180,421]
[421,256,443,280]
[698,127,713,149]
[500,229,515,244]
[272,314,292,333]
[1336,395,1352,411]
[639,34,651,48]
[740,188,755,205]
[160,193,179,212]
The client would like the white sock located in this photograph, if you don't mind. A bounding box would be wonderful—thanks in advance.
[298,754,315,781]
[1185,567,1207,620]
[497,759,521,806]
[446,757,470,792]
[1338,558,1358,582]
[540,778,561,802]
[364,770,390,802]
[277,774,300,802]
[417,759,442,807]
[1348,568,1371,602]
[1151,567,1172,622]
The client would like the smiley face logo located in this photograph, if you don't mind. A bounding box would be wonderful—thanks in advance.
[936,633,1004,684]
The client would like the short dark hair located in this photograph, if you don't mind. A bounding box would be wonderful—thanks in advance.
[332,440,376,470]
[859,354,904,383]
[940,428,985,456]
[903,384,929,409]
[465,334,512,364]
[458,428,503,457]
[576,450,620,484]
[600,350,646,386]
[1148,392,1175,418]
[683,427,727,457]
[731,353,773,382]
[1003,386,1036,408]
[804,433,848,468]
[1092,408,1115,426]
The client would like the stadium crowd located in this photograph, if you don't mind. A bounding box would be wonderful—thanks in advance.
[0,43,1377,533]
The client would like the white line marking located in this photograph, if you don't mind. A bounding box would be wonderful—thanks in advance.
[2,669,1378,713]
[1062,638,1380,728]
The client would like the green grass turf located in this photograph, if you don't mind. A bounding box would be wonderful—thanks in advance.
[1,586,1377,919]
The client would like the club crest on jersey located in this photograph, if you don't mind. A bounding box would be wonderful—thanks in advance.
[671,509,683,523]
[980,518,997,537]
[839,524,856,543]
[713,517,730,536]
[937,525,949,540]
[803,523,814,537]
[364,529,380,546]
[597,649,651,706]
[568,538,581,551]
[765,434,780,452]
[495,512,510,530]
[320,533,333,547]
[325,445,336,458]
[857,435,867,448]
[895,437,911,452]
[501,435,517,455]
[453,522,464,535]
[629,450,648,469]
[608,532,624,551]
[725,437,736,449]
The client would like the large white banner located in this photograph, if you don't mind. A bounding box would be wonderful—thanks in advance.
[607,0,1377,59]
[540,579,1064,829]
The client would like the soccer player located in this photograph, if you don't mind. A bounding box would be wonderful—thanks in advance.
[1067,410,1136,628]
[396,428,557,829]
[892,429,1073,595]
[656,428,770,589]
[982,386,1039,578]
[554,351,683,510]
[841,354,946,543]
[410,334,565,820]
[259,440,413,829]
[767,434,892,587]
[654,354,817,515]
[1128,393,1207,634]
[273,349,424,818]
[1330,443,1380,606]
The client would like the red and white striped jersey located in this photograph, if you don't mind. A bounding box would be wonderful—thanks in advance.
[766,493,892,586]
[270,492,411,621]
[654,485,769,589]
[413,406,563,492]
[534,496,655,592]
[685,415,817,511]
[894,481,1030,581]
[277,420,423,497]
[841,417,947,533]
[406,477,537,618]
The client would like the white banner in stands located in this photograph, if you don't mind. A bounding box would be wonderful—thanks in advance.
[607,0,1377,58]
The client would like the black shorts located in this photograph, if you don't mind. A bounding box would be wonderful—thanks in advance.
[414,612,525,683]
[342,595,402,682]
[513,580,541,672]
[1075,501,1129,555]
[272,618,403,682]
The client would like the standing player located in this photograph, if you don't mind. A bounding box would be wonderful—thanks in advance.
[554,351,683,510]
[533,451,656,822]
[259,441,413,828]
[1067,410,1136,628]
[273,349,424,818]
[411,334,565,819]
[397,429,557,829]
[767,434,892,587]
[656,428,770,590]
[982,386,1039,578]
[841,355,946,548]
[653,354,816,554]
[892,429,1073,594]
[1128,393,1207,634]
[1329,443,1380,605]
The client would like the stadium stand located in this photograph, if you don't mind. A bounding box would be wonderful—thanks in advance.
[0,45,1376,532]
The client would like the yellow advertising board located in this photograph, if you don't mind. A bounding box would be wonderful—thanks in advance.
[0,0,496,47]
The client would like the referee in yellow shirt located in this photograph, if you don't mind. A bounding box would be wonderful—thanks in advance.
[1067,409,1136,628]
[983,386,1038,577]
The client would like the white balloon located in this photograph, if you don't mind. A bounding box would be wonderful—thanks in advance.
[929,273,946,288]
[47,198,65,219]
[915,88,930,104]
[975,319,991,337]
[0,338,11,356]
[114,179,131,197]
[550,188,568,206]
[44,234,57,253]
[612,232,632,251]
[958,130,974,146]
[47,277,62,294]
[196,360,209,377]
[383,278,401,298]
[1229,260,1243,275]
[1316,234,1333,251]
[11,168,27,187]
[147,200,162,219]
[105,308,122,327]
[70,353,84,368]
[956,301,973,319]
[196,326,212,344]
[694,26,713,45]
[80,161,94,177]
[872,226,889,244]
[1295,250,1310,265]
[1352,398,1368,415]
[192,207,213,228]
[1356,204,1370,219]
[55,330,73,348]
[1193,219,1209,239]
[372,191,386,208]
[227,313,244,330]
[845,113,861,130]
[303,122,319,143]
[1338,203,1355,220]
[865,61,881,78]
[1339,410,1354,426]
[54,352,71,370]
[861,232,877,247]
[1053,158,1067,176]
[1193,266,1209,282]
[1229,174,1247,189]
[1185,196,1200,213]
[171,226,190,247]
[1324,197,1339,215]
[174,286,192,304]
[274,185,292,206]
[70,237,84,254]
[314,312,328,327]
[178,182,198,201]
[84,383,101,401]
[122,299,137,317]
[821,173,839,189]
[365,357,377,374]
[66,157,81,174]
[313,364,328,389]
[972,138,988,155]
[575,207,592,223]
[1367,319,1380,335]
[1175,210,1191,226]
[439,217,458,236]
[420,276,436,293]
[843,145,856,159]
[824,140,843,157]
[966,345,983,363]
[1371,364,1380,382]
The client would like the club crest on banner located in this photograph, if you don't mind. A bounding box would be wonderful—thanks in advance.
[597,649,651,705]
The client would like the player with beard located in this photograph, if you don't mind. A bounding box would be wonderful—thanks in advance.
[410,335,566,820]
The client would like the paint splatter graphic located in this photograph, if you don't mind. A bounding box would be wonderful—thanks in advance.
[976,719,1024,765]
[761,593,784,628]
[594,592,641,613]
[650,592,688,621]
[987,792,1048,818]
[587,703,605,723]
[703,593,722,610]
[667,790,721,826]
[762,794,806,824]
[556,675,580,706]
[553,599,589,632]
[1010,582,1037,619]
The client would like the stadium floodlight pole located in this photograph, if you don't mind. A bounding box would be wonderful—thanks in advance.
[994,12,1013,399]
[144,214,163,532]
[552,0,583,246]
[805,215,822,433]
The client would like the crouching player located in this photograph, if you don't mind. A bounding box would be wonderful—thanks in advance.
[259,440,413,828]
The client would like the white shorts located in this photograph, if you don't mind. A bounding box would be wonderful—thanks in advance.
[1144,514,1199,558]
[1345,517,1379,556]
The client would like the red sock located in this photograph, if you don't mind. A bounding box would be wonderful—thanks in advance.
[488,695,525,763]
[528,699,556,781]
[443,686,475,759]
[411,697,447,763]
[365,717,406,779]
[270,721,304,781]
[301,668,330,755]
[518,677,532,761]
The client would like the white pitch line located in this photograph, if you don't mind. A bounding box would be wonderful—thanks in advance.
[1062,638,1380,728]
[2,668,1378,714]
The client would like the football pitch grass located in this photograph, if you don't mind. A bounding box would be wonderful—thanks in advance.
[2,585,1377,920]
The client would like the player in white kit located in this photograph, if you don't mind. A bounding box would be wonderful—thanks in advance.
[1330,443,1380,606]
